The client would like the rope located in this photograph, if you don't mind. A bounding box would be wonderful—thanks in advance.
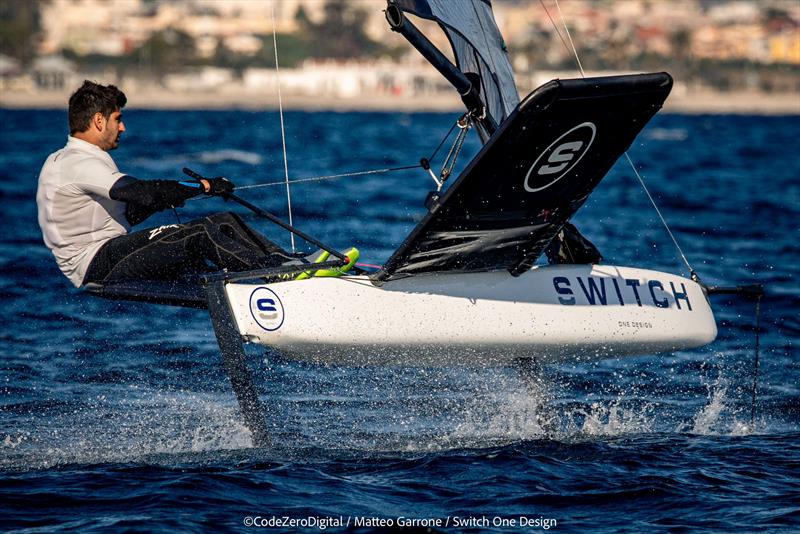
[235,165,421,190]
[538,0,582,75]
[624,153,696,276]
[554,0,586,77]
[236,113,467,191]
[541,0,696,277]
[439,116,472,184]
[271,3,294,251]
[427,119,460,163]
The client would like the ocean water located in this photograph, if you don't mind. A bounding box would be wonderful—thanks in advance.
[0,108,798,532]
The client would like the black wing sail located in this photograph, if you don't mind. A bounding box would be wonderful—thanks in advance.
[373,73,673,282]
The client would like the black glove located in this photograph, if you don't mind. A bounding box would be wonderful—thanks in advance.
[204,176,235,197]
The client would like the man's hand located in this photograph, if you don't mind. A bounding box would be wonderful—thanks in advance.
[202,176,235,197]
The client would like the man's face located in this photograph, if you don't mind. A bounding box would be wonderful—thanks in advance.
[98,108,125,151]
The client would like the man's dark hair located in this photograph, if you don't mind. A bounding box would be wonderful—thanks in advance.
[68,80,127,134]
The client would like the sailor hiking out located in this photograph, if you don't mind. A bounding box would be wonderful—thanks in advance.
[37,81,356,288]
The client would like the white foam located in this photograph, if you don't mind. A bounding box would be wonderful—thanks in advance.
[196,149,262,165]
[3,388,256,471]
[686,374,757,437]
[578,401,655,436]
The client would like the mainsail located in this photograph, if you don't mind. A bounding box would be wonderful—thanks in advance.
[387,0,519,132]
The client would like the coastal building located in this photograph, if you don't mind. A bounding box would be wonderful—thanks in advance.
[30,55,76,91]
[1,0,796,109]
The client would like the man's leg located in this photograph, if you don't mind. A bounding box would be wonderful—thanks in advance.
[84,223,213,283]
[204,212,296,264]
[84,213,290,284]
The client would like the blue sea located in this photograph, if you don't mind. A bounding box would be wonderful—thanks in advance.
[0,107,798,532]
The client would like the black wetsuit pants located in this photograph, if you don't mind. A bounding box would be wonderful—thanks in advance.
[83,212,293,284]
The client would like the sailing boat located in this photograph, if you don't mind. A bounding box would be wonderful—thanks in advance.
[89,0,718,365]
[85,0,751,442]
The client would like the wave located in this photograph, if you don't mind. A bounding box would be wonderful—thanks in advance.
[194,149,263,165]
[3,355,778,472]
[129,149,263,172]
[642,127,689,141]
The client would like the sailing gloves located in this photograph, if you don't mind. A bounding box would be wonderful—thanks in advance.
[203,176,235,197]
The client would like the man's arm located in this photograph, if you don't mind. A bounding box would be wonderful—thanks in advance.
[109,176,233,225]
[109,176,204,225]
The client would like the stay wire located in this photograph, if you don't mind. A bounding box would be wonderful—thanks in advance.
[549,0,762,422]
[271,3,294,251]
[538,0,582,74]
[235,165,421,190]
[544,0,696,277]
[439,117,471,183]
[624,154,696,276]
[554,0,586,77]
[427,119,461,163]
[235,113,467,191]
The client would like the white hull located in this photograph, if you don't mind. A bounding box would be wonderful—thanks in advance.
[224,265,717,365]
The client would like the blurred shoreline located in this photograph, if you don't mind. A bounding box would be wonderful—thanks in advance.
[2,87,798,115]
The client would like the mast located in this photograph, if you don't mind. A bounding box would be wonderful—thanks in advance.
[385,0,519,140]
[385,3,495,137]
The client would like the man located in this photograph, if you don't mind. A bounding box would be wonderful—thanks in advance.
[37,80,351,288]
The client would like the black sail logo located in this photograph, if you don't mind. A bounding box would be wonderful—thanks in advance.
[524,122,596,193]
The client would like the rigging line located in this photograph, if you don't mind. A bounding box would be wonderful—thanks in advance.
[624,153,696,276]
[234,114,464,193]
[235,165,421,190]
[427,118,460,163]
[544,0,695,276]
[538,0,581,74]
[554,0,585,77]
[271,2,295,251]
[440,118,471,182]
[239,114,466,191]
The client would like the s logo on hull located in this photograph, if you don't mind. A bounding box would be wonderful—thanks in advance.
[524,122,596,193]
[249,287,284,331]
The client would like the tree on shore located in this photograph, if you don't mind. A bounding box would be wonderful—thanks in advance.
[0,1,45,65]
[294,1,399,60]
[254,1,401,69]
[129,28,197,75]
